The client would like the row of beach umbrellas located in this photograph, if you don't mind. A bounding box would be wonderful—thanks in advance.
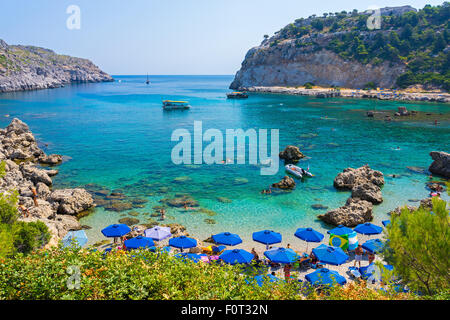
[61,221,389,288]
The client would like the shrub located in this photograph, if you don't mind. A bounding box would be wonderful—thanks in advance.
[383,198,449,295]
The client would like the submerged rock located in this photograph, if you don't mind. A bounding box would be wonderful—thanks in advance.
[318,198,373,227]
[118,217,140,226]
[311,204,328,210]
[428,151,450,178]
[216,196,232,203]
[39,154,63,165]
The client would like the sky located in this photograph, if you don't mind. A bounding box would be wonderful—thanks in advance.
[0,0,446,75]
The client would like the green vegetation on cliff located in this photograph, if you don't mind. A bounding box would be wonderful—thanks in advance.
[0,187,50,258]
[273,3,449,90]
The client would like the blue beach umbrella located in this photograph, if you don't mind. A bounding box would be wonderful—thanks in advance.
[252,230,282,249]
[312,244,349,266]
[295,227,324,251]
[212,232,242,246]
[246,274,280,287]
[219,249,254,265]
[305,268,347,286]
[327,225,353,235]
[144,226,172,241]
[264,247,299,264]
[382,220,390,227]
[62,230,88,248]
[295,227,324,242]
[354,223,383,235]
[124,236,155,250]
[101,224,131,238]
[175,253,202,263]
[360,263,394,281]
[362,239,385,254]
[169,236,197,251]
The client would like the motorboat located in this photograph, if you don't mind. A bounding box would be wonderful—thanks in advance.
[162,100,190,110]
[227,91,248,99]
[285,164,313,178]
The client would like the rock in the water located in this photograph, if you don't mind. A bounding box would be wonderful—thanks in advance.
[351,182,383,204]
[333,165,384,190]
[272,176,296,189]
[318,198,373,227]
[39,154,63,165]
[311,204,328,210]
[161,195,199,208]
[49,188,95,215]
[428,151,450,178]
[279,145,305,163]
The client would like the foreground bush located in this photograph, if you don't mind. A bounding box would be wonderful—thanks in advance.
[0,246,413,300]
[384,198,449,296]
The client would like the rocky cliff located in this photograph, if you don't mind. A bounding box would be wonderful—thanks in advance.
[230,4,449,91]
[0,39,113,93]
[0,119,95,247]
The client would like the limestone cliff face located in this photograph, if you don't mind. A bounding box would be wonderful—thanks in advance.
[230,38,406,90]
[0,39,113,93]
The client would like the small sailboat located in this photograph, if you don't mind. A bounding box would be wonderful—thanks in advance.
[285,164,314,179]
[146,74,150,85]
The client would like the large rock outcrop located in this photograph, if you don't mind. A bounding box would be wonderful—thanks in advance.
[319,165,384,226]
[428,151,450,178]
[279,145,305,163]
[271,176,296,189]
[0,118,95,247]
[318,198,373,227]
[0,39,113,93]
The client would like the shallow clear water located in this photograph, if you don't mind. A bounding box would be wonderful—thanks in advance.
[0,75,448,245]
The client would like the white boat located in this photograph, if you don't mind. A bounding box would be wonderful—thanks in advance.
[162,100,190,110]
[285,164,313,178]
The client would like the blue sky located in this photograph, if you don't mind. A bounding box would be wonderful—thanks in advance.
[0,0,445,75]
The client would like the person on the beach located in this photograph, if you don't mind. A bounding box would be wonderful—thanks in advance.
[30,186,38,207]
[283,264,292,281]
[368,252,375,265]
[160,208,166,220]
[354,244,363,268]
[18,204,30,218]
[287,243,291,249]
[251,248,259,262]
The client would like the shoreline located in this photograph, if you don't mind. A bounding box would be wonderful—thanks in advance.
[240,86,450,104]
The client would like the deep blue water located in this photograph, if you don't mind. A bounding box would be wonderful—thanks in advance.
[0,75,448,244]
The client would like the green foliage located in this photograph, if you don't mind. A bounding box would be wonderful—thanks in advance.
[0,161,6,178]
[0,190,19,225]
[384,198,449,295]
[0,190,50,258]
[304,82,314,89]
[12,221,50,255]
[275,2,450,90]
[363,81,377,90]
[0,246,414,300]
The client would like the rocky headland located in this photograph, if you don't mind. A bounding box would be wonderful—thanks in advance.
[0,118,95,247]
[0,39,113,93]
[229,5,449,103]
[318,165,385,227]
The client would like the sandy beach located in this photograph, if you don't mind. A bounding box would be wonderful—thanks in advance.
[243,86,450,103]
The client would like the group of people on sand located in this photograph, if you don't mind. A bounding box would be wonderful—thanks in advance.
[249,242,377,281]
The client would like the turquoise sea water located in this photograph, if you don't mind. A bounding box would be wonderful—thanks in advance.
[0,75,449,245]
